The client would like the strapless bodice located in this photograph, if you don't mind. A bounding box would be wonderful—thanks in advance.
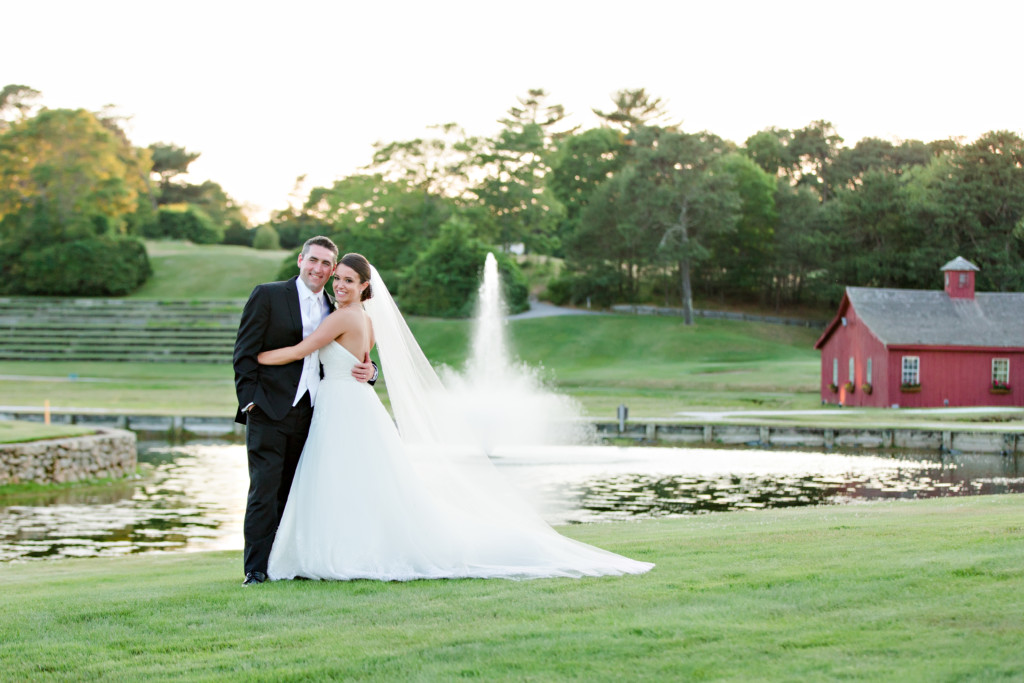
[320,341,360,380]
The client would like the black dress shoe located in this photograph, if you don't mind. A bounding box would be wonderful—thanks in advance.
[243,571,267,586]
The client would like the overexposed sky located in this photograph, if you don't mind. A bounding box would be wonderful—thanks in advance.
[4,0,1022,222]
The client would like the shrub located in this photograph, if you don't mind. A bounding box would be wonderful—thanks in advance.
[273,218,334,250]
[222,223,255,247]
[0,236,151,296]
[142,206,223,244]
[545,269,624,308]
[252,224,281,250]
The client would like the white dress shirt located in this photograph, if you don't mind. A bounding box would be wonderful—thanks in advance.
[294,279,328,406]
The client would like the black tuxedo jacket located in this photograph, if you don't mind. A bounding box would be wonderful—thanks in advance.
[233,276,334,425]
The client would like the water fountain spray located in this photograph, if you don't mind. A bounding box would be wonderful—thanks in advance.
[442,253,594,450]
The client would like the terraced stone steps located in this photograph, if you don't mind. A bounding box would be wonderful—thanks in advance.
[0,297,245,363]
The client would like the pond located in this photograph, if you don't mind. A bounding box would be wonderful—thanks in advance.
[1,441,1022,562]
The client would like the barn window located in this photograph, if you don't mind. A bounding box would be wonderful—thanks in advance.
[866,358,873,384]
[992,358,1009,386]
[848,357,855,382]
[832,358,838,384]
[901,356,920,386]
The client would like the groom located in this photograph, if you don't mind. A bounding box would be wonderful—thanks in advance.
[233,235,375,586]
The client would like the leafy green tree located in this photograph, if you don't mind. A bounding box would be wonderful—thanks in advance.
[570,127,740,321]
[572,163,665,301]
[831,137,935,191]
[823,169,923,291]
[303,173,456,282]
[0,84,40,131]
[788,120,844,200]
[766,183,828,308]
[932,131,1024,290]
[267,203,335,250]
[147,143,247,238]
[547,127,627,255]
[0,108,150,242]
[149,142,200,192]
[471,89,569,253]
[400,219,528,318]
[368,123,483,198]
[592,88,671,133]
[705,154,778,301]
[744,128,794,177]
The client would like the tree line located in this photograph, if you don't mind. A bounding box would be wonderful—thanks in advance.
[2,84,1022,317]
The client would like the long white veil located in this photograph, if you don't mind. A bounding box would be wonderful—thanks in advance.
[364,266,475,448]
[363,266,653,576]
[364,266,540,524]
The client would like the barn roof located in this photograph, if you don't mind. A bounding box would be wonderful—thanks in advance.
[845,287,1024,348]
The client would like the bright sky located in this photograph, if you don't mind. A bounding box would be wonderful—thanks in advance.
[5,0,1022,223]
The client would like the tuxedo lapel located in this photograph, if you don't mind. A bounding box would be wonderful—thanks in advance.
[283,277,303,336]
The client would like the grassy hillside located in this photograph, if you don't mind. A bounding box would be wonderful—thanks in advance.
[130,241,291,299]
[0,314,821,417]
[415,315,822,415]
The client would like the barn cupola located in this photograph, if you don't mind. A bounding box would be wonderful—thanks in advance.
[941,256,980,299]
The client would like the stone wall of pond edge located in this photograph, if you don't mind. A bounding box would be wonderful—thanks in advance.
[0,428,137,485]
[594,422,1024,454]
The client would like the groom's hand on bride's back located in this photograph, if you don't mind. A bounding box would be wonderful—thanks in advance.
[352,352,378,384]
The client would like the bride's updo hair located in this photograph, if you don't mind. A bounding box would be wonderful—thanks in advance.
[339,252,373,301]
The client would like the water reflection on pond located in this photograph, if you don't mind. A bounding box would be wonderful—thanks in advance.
[0,441,247,563]
[1,441,1022,562]
[493,446,1024,523]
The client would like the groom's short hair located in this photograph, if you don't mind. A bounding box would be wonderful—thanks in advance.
[301,236,339,261]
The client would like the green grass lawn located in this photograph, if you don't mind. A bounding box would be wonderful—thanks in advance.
[2,495,1022,680]
[130,241,291,299]
[0,419,94,444]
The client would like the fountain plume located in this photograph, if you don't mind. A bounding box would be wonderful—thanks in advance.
[442,253,594,450]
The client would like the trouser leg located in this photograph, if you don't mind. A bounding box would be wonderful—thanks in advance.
[242,395,313,574]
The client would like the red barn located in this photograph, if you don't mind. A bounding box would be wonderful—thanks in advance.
[815,257,1024,408]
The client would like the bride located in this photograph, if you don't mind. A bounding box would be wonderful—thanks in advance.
[258,253,653,581]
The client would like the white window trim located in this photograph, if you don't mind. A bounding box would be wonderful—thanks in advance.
[992,358,1009,384]
[901,356,920,385]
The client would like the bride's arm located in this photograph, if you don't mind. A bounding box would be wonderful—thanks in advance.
[257,311,346,365]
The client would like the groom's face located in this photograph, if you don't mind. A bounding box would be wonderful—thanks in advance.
[298,245,337,294]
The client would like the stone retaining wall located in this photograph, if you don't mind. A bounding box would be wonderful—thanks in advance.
[0,428,137,485]
[595,421,1024,454]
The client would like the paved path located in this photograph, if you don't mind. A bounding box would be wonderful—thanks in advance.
[507,300,605,320]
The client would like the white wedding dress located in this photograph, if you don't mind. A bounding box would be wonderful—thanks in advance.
[267,271,653,582]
